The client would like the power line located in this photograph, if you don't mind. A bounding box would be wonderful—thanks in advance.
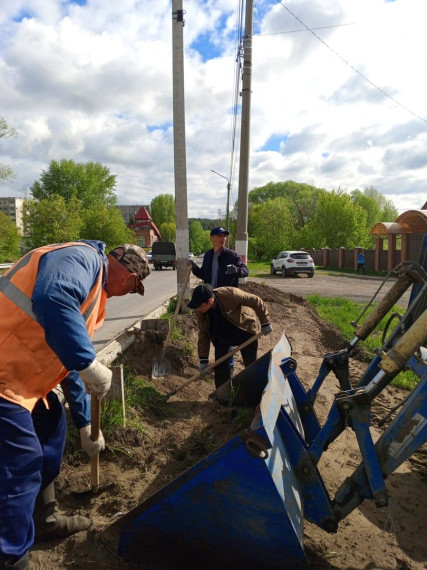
[255,23,354,37]
[279,1,427,124]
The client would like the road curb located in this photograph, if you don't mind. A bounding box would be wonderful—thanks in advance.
[97,302,169,366]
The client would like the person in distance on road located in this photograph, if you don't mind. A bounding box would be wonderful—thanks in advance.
[187,283,272,389]
[0,241,150,569]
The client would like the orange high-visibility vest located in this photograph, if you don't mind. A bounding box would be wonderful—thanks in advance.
[0,242,107,412]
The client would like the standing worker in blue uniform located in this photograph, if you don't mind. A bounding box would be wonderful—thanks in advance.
[0,241,150,570]
[188,227,249,376]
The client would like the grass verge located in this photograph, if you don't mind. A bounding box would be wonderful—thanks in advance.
[307,294,419,390]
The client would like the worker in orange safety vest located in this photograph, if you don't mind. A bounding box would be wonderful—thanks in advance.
[0,241,150,569]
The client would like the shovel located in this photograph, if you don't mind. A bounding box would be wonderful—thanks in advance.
[164,331,263,400]
[152,263,193,379]
[72,395,115,497]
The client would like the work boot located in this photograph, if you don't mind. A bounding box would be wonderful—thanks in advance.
[34,482,92,540]
[4,551,30,569]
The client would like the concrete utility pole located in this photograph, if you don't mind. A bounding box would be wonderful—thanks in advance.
[172,0,190,300]
[235,0,253,270]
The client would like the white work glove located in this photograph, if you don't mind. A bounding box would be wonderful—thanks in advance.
[80,425,105,458]
[261,323,273,336]
[79,360,112,400]
[199,359,209,374]
[225,264,238,275]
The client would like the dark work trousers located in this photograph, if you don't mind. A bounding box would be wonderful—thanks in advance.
[0,392,66,563]
[357,262,366,275]
[213,330,258,389]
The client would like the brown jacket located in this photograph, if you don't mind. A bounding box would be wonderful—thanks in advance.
[195,287,269,359]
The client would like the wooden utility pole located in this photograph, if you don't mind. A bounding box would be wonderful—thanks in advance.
[235,0,253,272]
[172,0,190,300]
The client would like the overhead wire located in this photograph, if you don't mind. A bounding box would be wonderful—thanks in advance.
[278,1,427,124]
[225,0,245,212]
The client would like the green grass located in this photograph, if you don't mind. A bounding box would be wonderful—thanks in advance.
[247,261,270,276]
[307,294,419,390]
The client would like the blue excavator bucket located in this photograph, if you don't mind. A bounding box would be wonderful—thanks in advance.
[107,333,311,569]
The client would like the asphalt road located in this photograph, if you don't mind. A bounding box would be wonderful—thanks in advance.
[250,271,412,306]
[93,267,413,350]
[92,268,198,350]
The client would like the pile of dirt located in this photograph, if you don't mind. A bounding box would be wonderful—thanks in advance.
[29,281,426,569]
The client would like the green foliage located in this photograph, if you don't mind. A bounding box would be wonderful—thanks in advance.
[81,204,135,250]
[350,187,398,248]
[307,294,418,390]
[248,180,322,231]
[24,159,131,248]
[189,220,210,254]
[305,190,367,248]
[30,159,117,207]
[0,211,21,261]
[23,195,82,249]
[158,221,176,242]
[0,117,17,185]
[150,194,175,229]
[188,218,221,232]
[248,197,295,260]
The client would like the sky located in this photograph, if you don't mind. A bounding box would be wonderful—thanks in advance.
[0,0,426,218]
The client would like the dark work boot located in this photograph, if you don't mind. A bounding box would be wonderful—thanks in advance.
[34,482,92,540]
[4,551,30,569]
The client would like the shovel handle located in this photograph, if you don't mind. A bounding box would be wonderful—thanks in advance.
[165,331,263,400]
[90,395,101,492]
[164,264,193,347]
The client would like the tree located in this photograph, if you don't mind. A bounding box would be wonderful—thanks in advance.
[0,211,21,261]
[248,181,322,231]
[305,190,367,248]
[25,159,132,248]
[189,220,210,254]
[0,117,17,185]
[248,198,295,260]
[23,195,83,249]
[159,221,176,242]
[81,205,135,250]
[30,159,117,208]
[150,194,175,229]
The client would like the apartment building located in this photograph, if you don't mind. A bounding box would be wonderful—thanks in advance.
[0,196,25,233]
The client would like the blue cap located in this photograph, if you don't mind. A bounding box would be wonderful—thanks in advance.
[210,226,229,236]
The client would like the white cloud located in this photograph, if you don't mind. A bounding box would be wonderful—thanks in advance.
[0,0,426,220]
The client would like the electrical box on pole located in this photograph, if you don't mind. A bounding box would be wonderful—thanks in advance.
[172,0,190,303]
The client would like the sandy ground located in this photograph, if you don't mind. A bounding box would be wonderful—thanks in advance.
[29,282,426,569]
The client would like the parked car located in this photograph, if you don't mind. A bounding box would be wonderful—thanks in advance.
[270,251,315,278]
[147,250,152,262]
[189,252,195,259]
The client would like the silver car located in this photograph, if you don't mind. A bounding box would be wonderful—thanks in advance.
[270,251,315,278]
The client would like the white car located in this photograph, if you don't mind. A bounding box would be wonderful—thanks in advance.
[270,251,315,278]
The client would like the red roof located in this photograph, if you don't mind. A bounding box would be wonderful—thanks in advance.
[129,206,161,238]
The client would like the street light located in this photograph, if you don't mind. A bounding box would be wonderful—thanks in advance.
[210,170,231,232]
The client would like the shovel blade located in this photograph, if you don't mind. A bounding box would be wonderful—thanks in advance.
[152,356,171,379]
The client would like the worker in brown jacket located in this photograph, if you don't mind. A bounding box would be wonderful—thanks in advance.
[187,284,272,388]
